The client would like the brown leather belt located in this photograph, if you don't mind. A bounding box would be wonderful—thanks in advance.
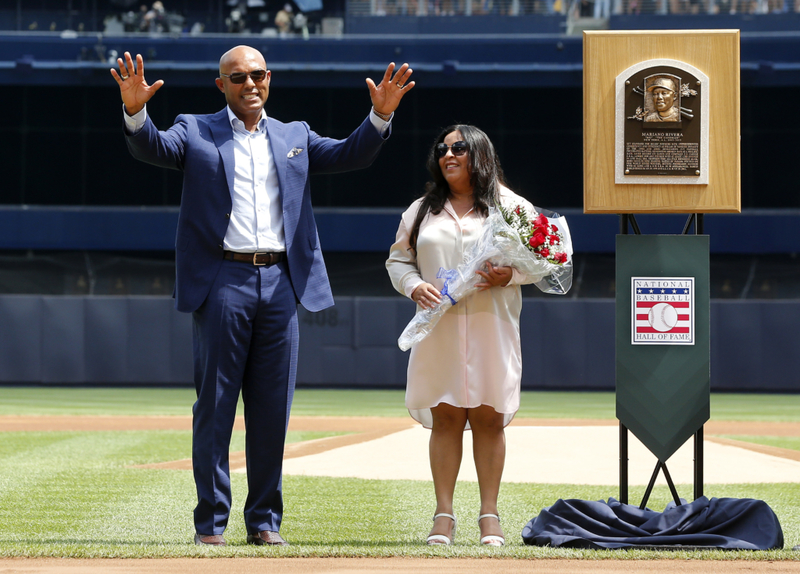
[223,251,285,266]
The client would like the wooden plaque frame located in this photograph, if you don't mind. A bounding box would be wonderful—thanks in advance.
[583,30,740,214]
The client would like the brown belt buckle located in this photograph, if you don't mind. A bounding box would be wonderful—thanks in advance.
[253,253,266,266]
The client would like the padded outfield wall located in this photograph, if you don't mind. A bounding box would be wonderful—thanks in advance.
[0,294,797,392]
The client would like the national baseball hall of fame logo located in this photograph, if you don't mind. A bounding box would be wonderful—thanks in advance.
[632,277,695,345]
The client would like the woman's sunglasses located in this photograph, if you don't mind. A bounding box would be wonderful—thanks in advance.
[220,70,268,84]
[435,141,468,158]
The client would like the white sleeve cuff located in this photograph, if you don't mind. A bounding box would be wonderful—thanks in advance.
[123,104,147,134]
[403,277,424,299]
[507,268,527,286]
[369,109,392,137]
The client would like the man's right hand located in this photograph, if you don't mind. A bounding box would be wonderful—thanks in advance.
[110,51,164,116]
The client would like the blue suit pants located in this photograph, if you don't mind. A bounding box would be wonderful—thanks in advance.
[191,258,298,536]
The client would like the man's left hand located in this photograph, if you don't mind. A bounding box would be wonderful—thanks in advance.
[366,62,415,117]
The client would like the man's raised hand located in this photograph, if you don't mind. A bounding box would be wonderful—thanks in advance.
[366,62,415,118]
[110,52,164,116]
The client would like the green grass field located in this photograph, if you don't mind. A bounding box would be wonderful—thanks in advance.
[0,388,798,559]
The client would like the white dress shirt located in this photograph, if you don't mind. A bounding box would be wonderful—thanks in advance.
[224,107,283,252]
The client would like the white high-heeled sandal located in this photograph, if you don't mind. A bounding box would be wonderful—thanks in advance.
[426,513,457,545]
[478,513,505,546]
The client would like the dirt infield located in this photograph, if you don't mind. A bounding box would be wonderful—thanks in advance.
[3,415,800,466]
[2,415,799,573]
[5,414,800,438]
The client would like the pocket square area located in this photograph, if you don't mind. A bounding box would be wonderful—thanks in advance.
[288,147,304,158]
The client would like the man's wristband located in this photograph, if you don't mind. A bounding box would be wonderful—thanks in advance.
[372,107,392,122]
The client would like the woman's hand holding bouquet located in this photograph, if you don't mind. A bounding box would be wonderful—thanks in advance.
[397,205,573,351]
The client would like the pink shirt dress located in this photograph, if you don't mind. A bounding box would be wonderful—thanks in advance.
[386,187,538,429]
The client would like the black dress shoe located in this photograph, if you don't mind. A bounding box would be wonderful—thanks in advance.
[247,530,289,546]
[194,533,226,546]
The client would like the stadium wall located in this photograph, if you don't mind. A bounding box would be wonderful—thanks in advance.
[0,294,798,392]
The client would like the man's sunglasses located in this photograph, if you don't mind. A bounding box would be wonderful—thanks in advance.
[435,141,468,158]
[220,70,268,84]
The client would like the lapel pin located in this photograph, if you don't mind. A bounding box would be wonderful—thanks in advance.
[288,147,303,158]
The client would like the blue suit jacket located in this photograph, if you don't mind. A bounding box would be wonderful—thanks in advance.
[126,108,387,313]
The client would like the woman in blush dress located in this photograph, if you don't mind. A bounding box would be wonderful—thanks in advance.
[386,125,538,547]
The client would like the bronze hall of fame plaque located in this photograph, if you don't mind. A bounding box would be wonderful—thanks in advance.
[615,59,709,185]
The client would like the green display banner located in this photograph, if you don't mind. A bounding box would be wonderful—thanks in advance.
[616,235,710,462]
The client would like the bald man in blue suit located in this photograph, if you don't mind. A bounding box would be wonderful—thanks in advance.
[112,46,414,546]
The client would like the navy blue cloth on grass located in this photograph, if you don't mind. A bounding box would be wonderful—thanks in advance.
[522,497,783,550]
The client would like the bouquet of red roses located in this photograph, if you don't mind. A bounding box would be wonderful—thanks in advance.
[398,204,572,351]
[500,204,569,265]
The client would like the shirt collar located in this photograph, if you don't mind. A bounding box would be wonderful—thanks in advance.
[226,106,268,133]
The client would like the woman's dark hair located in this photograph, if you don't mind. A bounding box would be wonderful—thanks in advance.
[408,124,506,250]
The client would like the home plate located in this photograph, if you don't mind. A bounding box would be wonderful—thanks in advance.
[272,426,800,485]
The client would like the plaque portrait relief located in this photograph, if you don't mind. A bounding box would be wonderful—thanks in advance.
[615,59,709,185]
[644,75,681,124]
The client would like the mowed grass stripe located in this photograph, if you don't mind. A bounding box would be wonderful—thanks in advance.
[1,388,800,422]
[0,431,191,540]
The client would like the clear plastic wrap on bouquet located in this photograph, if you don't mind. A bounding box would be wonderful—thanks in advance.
[397,206,573,352]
